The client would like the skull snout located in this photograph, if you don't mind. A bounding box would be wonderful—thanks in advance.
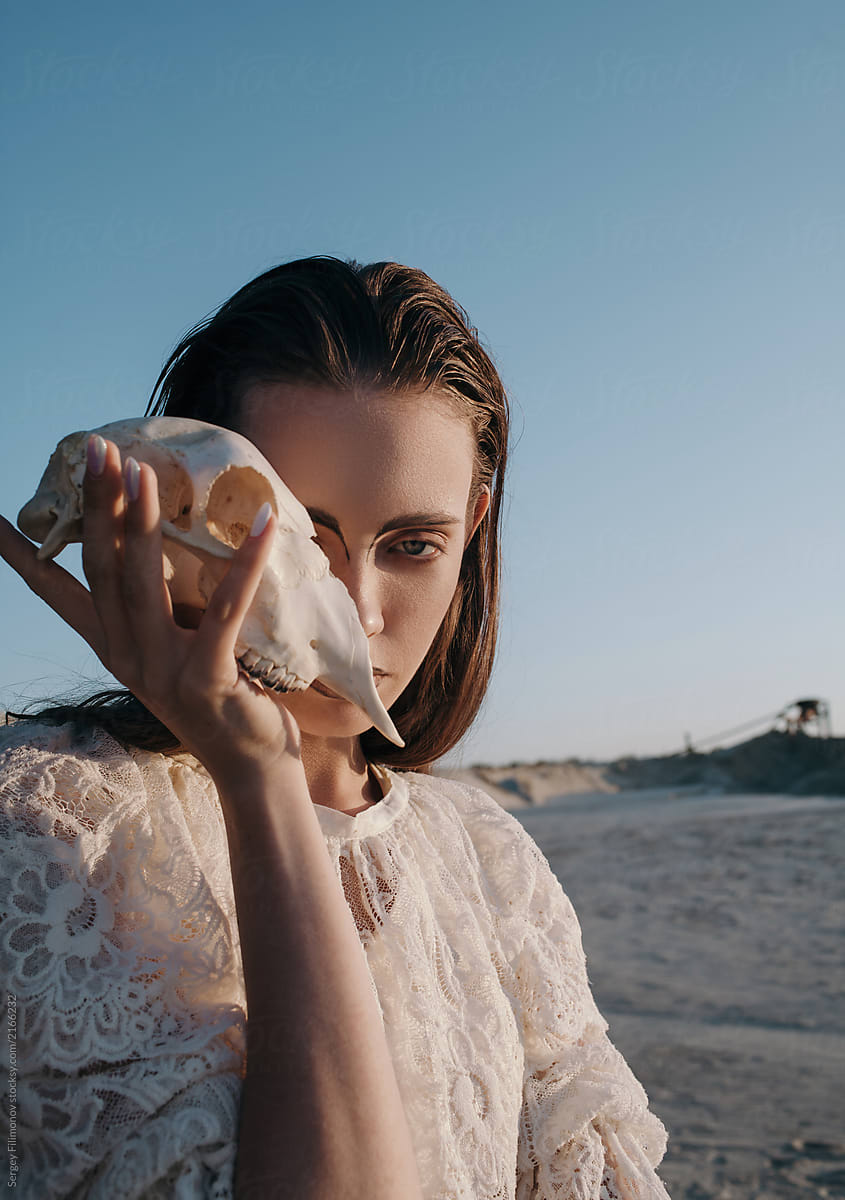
[17,492,62,542]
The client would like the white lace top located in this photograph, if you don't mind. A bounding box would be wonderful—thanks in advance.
[0,721,669,1199]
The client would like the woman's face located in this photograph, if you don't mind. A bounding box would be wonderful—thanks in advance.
[238,383,490,744]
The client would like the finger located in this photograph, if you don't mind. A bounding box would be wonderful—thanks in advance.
[0,514,106,656]
[190,503,276,683]
[80,436,135,667]
[120,457,175,646]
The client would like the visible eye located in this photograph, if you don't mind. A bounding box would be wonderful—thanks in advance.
[394,538,440,559]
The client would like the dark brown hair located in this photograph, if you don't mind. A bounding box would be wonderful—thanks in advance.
[10,257,509,771]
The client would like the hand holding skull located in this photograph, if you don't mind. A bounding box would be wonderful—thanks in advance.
[3,416,402,784]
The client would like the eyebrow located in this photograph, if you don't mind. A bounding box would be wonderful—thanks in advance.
[306,507,462,557]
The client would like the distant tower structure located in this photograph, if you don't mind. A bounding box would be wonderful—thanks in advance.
[777,698,832,737]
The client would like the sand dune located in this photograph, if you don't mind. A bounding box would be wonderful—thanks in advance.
[449,729,845,807]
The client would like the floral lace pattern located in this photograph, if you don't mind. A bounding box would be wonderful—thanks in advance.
[0,722,669,1198]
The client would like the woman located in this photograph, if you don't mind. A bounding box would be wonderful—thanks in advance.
[0,258,670,1198]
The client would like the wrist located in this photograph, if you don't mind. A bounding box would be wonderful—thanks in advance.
[212,746,307,800]
[214,757,326,905]
[211,749,311,830]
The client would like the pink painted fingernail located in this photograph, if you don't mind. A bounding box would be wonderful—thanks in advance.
[250,501,273,538]
[124,457,141,502]
[86,435,107,477]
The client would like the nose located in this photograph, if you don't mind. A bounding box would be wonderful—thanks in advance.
[339,561,384,639]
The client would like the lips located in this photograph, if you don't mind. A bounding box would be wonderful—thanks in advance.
[311,670,388,700]
[310,678,342,699]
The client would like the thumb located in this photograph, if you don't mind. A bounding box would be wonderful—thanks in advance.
[0,514,106,658]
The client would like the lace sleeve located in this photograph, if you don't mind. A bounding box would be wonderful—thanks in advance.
[0,723,244,1199]
[509,831,670,1199]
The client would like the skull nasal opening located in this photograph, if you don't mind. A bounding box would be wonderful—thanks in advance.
[206,465,277,548]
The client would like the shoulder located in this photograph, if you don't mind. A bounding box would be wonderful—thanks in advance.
[0,719,237,1008]
[402,769,550,870]
[0,719,133,834]
[1,715,141,779]
[399,769,573,930]
[0,718,214,846]
[0,722,243,1193]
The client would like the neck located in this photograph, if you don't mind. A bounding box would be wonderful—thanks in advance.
[299,734,381,814]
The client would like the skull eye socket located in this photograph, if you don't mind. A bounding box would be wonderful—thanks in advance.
[206,465,277,548]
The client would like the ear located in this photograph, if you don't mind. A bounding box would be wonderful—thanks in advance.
[464,484,491,548]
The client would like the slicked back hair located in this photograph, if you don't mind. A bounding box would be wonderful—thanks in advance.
[13,258,509,771]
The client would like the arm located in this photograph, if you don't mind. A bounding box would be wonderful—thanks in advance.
[511,843,669,1199]
[0,436,422,1198]
[0,727,244,1197]
[439,781,669,1200]
[219,760,423,1199]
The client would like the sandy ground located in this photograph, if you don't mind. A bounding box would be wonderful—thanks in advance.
[442,775,845,1197]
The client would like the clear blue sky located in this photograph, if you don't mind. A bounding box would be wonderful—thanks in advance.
[2,1,843,765]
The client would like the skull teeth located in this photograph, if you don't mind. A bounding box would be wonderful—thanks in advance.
[236,651,309,693]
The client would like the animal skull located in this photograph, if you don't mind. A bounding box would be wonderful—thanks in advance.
[17,416,404,747]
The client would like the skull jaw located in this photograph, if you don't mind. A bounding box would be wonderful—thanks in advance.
[235,644,311,693]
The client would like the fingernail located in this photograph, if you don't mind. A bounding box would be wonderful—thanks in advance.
[124,457,141,502]
[86,435,107,477]
[250,501,273,538]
